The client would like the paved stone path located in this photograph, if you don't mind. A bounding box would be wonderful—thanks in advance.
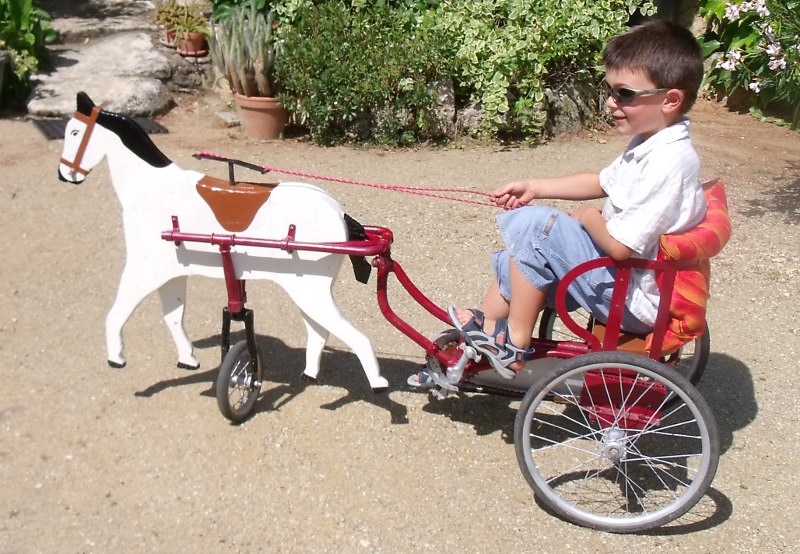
[28,0,208,117]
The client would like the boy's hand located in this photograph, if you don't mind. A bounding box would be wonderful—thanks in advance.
[570,204,601,226]
[491,180,535,209]
[571,203,634,261]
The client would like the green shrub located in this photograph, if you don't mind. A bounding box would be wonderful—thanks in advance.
[274,0,653,143]
[699,0,800,128]
[274,1,453,145]
[0,0,58,105]
[432,0,654,138]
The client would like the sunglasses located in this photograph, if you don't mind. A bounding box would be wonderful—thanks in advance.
[602,81,670,105]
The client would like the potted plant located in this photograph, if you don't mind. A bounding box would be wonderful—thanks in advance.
[154,0,182,48]
[209,0,287,139]
[173,2,209,56]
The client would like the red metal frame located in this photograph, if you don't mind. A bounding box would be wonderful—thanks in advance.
[162,217,700,396]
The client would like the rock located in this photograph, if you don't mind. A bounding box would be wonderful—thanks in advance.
[543,80,596,137]
[425,78,456,138]
[38,0,157,43]
[455,102,484,136]
[27,32,173,116]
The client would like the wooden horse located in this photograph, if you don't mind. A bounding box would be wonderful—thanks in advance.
[57,92,388,390]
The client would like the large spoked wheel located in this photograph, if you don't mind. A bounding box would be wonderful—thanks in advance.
[538,308,711,385]
[216,340,263,423]
[514,351,719,533]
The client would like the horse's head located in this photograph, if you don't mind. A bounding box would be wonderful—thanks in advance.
[58,92,173,185]
[58,92,105,184]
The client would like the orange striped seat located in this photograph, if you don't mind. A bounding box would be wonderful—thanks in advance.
[644,179,731,353]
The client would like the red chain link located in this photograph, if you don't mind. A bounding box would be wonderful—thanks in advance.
[196,151,504,209]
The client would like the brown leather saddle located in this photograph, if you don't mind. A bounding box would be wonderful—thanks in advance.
[196,175,278,232]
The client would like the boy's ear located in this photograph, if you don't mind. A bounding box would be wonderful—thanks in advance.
[663,88,685,115]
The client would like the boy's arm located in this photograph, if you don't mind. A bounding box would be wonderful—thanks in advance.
[572,205,635,261]
[492,173,605,209]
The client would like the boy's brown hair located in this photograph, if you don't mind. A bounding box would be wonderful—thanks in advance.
[602,20,704,113]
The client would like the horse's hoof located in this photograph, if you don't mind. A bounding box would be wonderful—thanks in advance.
[108,359,126,369]
[177,361,200,371]
[301,374,317,384]
[371,386,389,394]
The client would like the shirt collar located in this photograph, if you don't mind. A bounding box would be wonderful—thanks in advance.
[623,118,691,161]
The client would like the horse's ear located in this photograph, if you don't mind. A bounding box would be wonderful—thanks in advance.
[77,92,95,115]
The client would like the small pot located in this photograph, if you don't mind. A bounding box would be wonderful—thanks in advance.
[176,32,207,56]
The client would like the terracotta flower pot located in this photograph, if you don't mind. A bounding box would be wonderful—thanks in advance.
[160,28,177,48]
[234,94,288,140]
[176,31,207,56]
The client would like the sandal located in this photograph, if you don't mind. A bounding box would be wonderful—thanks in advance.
[448,307,534,380]
[407,368,435,389]
[447,306,486,334]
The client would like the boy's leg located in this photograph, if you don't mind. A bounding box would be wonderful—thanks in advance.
[478,279,509,320]
[452,260,543,372]
[507,259,546,351]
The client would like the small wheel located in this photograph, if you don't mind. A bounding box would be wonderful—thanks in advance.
[667,324,710,385]
[216,340,262,423]
[514,351,719,533]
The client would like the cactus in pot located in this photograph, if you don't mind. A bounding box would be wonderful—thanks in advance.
[209,0,280,98]
[209,0,286,138]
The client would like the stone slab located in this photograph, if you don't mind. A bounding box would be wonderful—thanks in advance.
[27,32,173,117]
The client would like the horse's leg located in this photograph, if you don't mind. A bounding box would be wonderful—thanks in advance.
[157,276,199,369]
[281,276,388,391]
[105,265,154,368]
[106,267,187,369]
[298,313,329,382]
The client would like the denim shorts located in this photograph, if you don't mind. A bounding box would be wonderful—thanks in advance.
[491,206,653,335]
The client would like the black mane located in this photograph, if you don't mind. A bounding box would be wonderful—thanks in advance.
[76,92,171,168]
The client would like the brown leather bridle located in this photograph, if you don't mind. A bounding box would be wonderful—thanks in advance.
[59,105,102,179]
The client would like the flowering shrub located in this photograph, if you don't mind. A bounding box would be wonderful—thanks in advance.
[700,0,800,128]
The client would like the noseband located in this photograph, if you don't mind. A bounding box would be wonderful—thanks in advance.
[59,105,102,178]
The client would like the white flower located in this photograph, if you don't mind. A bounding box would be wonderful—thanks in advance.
[724,3,741,21]
[766,43,781,57]
[768,57,787,71]
[716,49,743,71]
[748,81,762,93]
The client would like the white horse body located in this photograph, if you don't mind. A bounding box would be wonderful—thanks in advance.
[58,94,386,390]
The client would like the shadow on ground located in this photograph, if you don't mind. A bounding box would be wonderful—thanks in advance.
[739,163,800,224]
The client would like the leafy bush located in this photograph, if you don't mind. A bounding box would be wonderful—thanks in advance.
[699,0,799,128]
[274,0,654,144]
[274,1,453,145]
[431,0,654,138]
[0,0,58,105]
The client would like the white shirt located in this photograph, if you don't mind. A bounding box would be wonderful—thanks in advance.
[598,119,706,325]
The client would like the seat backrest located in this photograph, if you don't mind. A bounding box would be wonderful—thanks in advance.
[644,179,731,353]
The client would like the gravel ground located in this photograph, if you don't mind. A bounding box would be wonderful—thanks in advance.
[1,93,799,552]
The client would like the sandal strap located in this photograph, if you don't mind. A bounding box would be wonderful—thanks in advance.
[462,318,535,379]
[448,306,485,334]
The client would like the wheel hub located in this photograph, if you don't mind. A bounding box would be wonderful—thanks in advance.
[600,427,628,463]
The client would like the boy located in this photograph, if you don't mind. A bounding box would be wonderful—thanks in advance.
[443,20,707,380]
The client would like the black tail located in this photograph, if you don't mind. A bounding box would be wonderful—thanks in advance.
[345,214,372,284]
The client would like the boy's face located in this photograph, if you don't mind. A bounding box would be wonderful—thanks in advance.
[604,68,676,140]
